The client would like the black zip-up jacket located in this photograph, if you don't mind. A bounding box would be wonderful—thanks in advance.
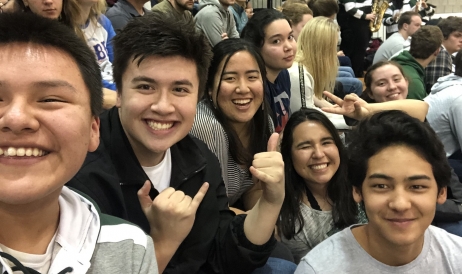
[67,107,276,274]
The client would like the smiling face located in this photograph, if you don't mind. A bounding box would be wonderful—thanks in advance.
[368,64,409,102]
[260,19,297,76]
[354,145,446,250]
[291,121,340,187]
[116,55,199,167]
[211,50,264,131]
[0,43,99,205]
[23,0,63,19]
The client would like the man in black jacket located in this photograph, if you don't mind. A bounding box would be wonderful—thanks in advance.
[67,12,285,274]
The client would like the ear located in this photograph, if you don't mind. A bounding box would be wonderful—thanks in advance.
[434,47,441,56]
[115,91,122,108]
[88,116,100,152]
[436,186,447,205]
[366,89,374,100]
[352,186,363,203]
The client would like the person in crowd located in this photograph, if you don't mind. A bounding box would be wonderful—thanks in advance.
[229,0,251,34]
[356,60,462,236]
[425,48,462,187]
[383,0,434,39]
[295,110,462,273]
[152,0,193,22]
[337,0,375,77]
[392,25,443,100]
[279,93,432,263]
[195,0,239,46]
[425,16,462,93]
[241,9,296,132]
[0,13,157,273]
[68,13,284,273]
[78,0,117,92]
[106,0,150,32]
[279,1,313,41]
[190,38,297,273]
[373,11,422,64]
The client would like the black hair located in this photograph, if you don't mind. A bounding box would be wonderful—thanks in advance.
[455,48,462,77]
[397,11,420,30]
[112,12,212,98]
[347,110,451,194]
[278,108,357,240]
[0,13,102,116]
[308,0,339,18]
[241,8,292,50]
[205,38,271,169]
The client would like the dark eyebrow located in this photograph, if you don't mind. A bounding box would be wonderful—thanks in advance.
[132,76,193,87]
[368,173,431,181]
[295,137,333,148]
[222,70,260,75]
[407,175,432,181]
[268,34,283,40]
[32,80,77,93]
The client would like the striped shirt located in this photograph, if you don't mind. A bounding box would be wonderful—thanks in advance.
[190,100,273,206]
[383,0,434,34]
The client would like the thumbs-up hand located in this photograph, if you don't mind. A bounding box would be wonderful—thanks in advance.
[138,180,209,246]
[249,133,285,206]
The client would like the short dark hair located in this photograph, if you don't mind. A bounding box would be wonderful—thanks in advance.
[397,11,420,30]
[112,12,212,98]
[455,48,462,77]
[278,108,357,240]
[205,38,271,169]
[409,25,443,59]
[241,9,291,49]
[308,0,338,17]
[0,13,102,116]
[347,110,451,193]
[438,16,462,40]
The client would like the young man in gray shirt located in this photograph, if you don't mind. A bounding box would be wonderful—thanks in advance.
[296,111,462,274]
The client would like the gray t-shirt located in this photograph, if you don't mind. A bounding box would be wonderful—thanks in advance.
[295,225,462,273]
[373,32,406,64]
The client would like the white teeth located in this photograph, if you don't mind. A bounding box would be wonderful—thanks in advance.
[147,121,174,131]
[311,164,328,170]
[0,147,46,157]
[233,99,251,105]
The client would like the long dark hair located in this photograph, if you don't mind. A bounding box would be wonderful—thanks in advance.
[278,108,357,240]
[204,38,271,168]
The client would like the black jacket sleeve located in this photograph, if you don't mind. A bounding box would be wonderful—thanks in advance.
[434,168,462,222]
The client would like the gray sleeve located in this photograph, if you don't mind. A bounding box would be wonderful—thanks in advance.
[107,14,129,33]
[449,96,462,152]
[228,14,239,38]
[139,236,158,274]
[196,7,226,46]
[295,260,316,274]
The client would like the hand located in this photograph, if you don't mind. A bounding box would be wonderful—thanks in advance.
[249,133,284,206]
[392,13,400,22]
[421,1,428,9]
[337,50,345,57]
[366,13,376,21]
[321,91,370,120]
[138,180,209,246]
[221,33,229,40]
[103,88,117,109]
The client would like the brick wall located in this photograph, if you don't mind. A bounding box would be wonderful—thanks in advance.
[429,0,462,14]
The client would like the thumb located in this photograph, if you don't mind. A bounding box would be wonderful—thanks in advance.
[138,180,153,209]
[267,133,280,152]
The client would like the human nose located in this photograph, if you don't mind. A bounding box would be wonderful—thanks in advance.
[387,81,397,91]
[284,39,294,52]
[0,99,40,134]
[235,78,250,94]
[311,145,325,159]
[150,90,175,115]
[388,188,411,212]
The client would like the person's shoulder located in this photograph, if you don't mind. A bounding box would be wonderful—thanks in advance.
[98,214,149,245]
[106,3,129,18]
[428,225,462,249]
[151,0,169,11]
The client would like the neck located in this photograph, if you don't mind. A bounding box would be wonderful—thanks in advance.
[169,0,186,12]
[127,0,145,15]
[79,3,92,25]
[266,67,281,84]
[0,190,61,254]
[415,57,433,68]
[398,29,409,40]
[352,225,424,266]
[442,42,455,54]
[305,181,327,198]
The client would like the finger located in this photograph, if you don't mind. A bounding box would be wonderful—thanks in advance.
[250,166,276,185]
[322,91,343,106]
[267,133,279,152]
[170,190,186,203]
[138,180,154,209]
[190,182,209,210]
[320,106,344,115]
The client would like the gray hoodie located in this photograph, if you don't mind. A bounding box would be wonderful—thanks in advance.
[425,74,462,157]
[195,0,239,46]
